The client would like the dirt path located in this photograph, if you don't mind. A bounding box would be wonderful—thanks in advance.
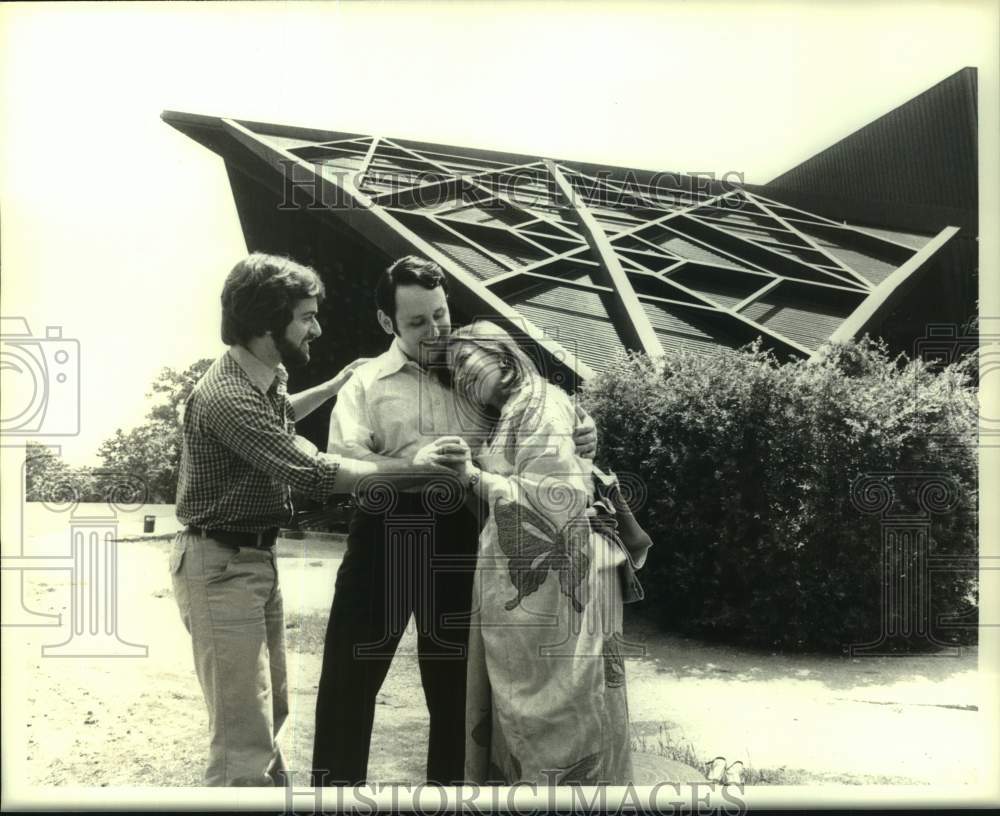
[1,534,986,788]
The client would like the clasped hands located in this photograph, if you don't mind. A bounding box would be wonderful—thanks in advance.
[412,436,476,483]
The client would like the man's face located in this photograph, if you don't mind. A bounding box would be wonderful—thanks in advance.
[276,297,321,367]
[381,284,451,363]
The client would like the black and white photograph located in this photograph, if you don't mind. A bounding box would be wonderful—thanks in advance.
[1,0,998,811]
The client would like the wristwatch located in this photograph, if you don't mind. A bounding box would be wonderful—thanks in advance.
[467,468,481,491]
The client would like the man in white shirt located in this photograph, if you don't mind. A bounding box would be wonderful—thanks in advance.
[311,256,595,785]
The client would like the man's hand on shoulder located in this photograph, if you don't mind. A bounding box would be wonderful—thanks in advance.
[572,404,598,459]
[324,358,371,398]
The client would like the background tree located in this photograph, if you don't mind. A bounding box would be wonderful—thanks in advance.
[24,441,98,502]
[96,359,212,503]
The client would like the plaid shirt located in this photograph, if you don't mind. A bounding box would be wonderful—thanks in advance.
[175,347,341,532]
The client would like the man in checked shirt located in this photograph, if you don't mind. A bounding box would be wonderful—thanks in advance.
[311,256,596,785]
[170,253,462,787]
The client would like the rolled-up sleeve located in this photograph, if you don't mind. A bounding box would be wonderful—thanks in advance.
[201,387,341,499]
[327,374,378,460]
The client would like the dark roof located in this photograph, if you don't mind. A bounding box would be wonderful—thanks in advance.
[162,110,959,382]
[763,67,977,235]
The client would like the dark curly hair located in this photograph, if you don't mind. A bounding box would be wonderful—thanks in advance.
[375,255,448,331]
[221,253,326,346]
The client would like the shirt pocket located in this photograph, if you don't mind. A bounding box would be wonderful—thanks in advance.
[370,394,417,449]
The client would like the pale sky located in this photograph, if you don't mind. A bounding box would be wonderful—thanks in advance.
[2,0,998,464]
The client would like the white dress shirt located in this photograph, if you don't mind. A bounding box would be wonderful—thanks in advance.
[327,338,491,460]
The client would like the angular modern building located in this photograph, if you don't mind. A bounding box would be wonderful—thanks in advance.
[762,67,978,351]
[162,69,975,439]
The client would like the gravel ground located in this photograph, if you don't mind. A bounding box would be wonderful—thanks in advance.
[1,532,988,791]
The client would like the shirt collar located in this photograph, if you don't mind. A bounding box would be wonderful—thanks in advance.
[373,338,423,381]
[228,345,285,394]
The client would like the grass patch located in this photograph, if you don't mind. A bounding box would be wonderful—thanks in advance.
[632,722,926,785]
[283,610,330,655]
[631,723,702,770]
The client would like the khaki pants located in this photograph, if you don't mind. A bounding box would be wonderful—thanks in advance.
[170,531,289,786]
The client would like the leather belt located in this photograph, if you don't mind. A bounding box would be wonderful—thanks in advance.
[187,525,279,550]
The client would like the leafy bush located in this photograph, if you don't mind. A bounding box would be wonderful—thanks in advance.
[582,337,978,652]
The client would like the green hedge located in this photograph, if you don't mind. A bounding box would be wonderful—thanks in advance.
[581,338,978,652]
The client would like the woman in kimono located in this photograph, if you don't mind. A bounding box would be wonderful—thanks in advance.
[425,321,646,786]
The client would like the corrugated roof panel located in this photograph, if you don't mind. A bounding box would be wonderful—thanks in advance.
[521,286,610,317]
[642,230,756,271]
[434,238,510,281]
[741,292,852,350]
[261,134,331,152]
[485,243,544,269]
[767,68,977,214]
[795,233,901,286]
[393,212,511,281]
[669,267,765,310]
[763,242,847,267]
[510,292,624,373]
[440,204,507,227]
[855,226,932,250]
[641,303,737,356]
[695,217,792,244]
[318,158,365,179]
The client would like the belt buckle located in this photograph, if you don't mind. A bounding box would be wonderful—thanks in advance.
[255,529,277,549]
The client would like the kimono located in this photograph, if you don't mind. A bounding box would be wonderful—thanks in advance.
[464,380,633,785]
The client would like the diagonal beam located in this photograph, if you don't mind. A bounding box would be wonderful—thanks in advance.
[546,160,664,359]
[742,190,874,291]
[606,188,742,244]
[732,277,783,313]
[673,213,868,290]
[356,136,381,190]
[820,226,961,354]
[561,166,711,214]
[748,191,915,264]
[368,158,544,207]
[484,248,600,295]
[220,119,595,384]
[553,169,667,216]
[649,267,813,357]
[385,139,584,243]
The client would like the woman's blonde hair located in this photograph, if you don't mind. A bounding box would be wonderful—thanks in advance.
[446,320,542,400]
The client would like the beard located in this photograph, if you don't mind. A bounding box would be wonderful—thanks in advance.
[275,332,311,368]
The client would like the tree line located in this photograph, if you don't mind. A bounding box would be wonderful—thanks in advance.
[24,359,213,504]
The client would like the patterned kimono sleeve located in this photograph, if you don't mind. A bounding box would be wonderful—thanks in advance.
[474,385,594,613]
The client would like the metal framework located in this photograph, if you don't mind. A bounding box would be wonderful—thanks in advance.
[163,111,960,382]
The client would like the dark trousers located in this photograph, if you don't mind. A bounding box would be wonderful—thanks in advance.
[311,495,482,785]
